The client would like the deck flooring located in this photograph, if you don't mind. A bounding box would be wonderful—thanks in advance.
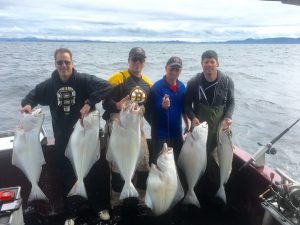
[24,202,248,225]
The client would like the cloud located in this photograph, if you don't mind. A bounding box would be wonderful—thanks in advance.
[0,0,300,41]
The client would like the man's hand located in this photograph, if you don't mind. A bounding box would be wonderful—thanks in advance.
[20,105,32,114]
[162,94,170,109]
[116,95,130,111]
[192,117,200,127]
[222,118,233,131]
[184,125,190,135]
[80,104,91,127]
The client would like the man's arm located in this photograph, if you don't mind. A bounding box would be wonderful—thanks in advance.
[85,75,113,105]
[21,80,50,109]
[184,80,197,121]
[223,77,235,119]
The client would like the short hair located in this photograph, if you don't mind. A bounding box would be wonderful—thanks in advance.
[54,48,73,60]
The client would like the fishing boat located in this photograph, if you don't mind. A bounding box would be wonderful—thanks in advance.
[0,123,299,225]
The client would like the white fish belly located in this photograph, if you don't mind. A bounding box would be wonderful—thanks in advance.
[218,131,233,186]
[12,111,46,200]
[65,111,100,198]
[109,122,141,182]
[146,166,178,215]
[179,137,207,189]
[216,129,233,203]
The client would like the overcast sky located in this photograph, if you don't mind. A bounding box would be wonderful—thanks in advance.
[0,0,300,42]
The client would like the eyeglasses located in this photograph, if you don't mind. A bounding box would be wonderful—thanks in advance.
[130,57,145,63]
[56,60,72,66]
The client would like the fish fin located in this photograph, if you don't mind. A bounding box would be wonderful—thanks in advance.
[68,180,87,199]
[183,189,200,208]
[215,185,227,204]
[145,191,153,209]
[120,182,139,200]
[171,174,184,206]
[28,184,48,201]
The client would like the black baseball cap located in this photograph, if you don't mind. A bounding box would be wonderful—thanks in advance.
[166,56,182,68]
[129,47,146,59]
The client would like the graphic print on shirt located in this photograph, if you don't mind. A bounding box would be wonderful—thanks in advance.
[130,86,147,103]
[57,86,76,115]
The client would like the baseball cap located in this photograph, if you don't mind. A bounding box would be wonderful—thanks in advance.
[166,56,182,68]
[129,47,146,59]
[201,50,218,63]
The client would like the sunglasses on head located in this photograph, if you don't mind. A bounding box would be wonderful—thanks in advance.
[56,60,72,66]
[131,57,145,63]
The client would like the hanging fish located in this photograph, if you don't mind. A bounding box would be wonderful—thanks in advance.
[178,122,208,207]
[12,108,47,201]
[65,110,101,198]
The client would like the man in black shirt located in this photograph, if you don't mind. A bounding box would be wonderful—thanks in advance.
[21,48,113,223]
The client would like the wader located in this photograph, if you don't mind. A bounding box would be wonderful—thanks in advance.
[195,104,224,203]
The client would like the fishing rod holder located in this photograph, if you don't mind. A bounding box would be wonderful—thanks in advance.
[250,143,276,168]
[240,118,300,171]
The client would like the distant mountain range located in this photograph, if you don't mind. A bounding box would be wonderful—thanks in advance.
[1,37,300,44]
[224,37,300,44]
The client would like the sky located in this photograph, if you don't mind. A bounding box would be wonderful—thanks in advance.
[0,0,300,42]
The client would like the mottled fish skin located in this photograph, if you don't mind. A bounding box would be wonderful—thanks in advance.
[215,126,233,204]
[12,108,47,201]
[178,122,208,207]
[65,110,100,198]
[107,102,142,199]
[145,143,181,216]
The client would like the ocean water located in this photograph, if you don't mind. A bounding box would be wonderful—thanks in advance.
[0,42,299,181]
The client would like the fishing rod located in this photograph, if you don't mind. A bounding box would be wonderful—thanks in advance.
[239,118,300,171]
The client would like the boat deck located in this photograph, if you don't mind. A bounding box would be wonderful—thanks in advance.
[24,202,248,225]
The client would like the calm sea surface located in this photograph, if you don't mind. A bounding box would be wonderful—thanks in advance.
[0,42,299,180]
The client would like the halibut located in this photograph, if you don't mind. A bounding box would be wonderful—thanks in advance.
[145,143,183,216]
[107,102,142,199]
[65,110,100,198]
[12,108,47,201]
[178,122,208,207]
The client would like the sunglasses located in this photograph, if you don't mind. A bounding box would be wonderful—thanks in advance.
[169,67,181,72]
[56,60,72,66]
[130,57,145,63]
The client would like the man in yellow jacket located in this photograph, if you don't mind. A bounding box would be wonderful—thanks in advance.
[102,47,152,217]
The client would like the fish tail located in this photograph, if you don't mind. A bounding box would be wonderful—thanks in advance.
[216,185,227,204]
[120,182,139,200]
[68,180,87,199]
[183,189,200,207]
[28,184,47,201]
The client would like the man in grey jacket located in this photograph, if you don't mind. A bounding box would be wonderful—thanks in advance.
[184,50,235,206]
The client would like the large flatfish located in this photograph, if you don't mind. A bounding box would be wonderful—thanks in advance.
[12,108,47,201]
[65,110,100,198]
[215,125,233,203]
[178,122,208,207]
[107,102,142,200]
[145,143,183,216]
